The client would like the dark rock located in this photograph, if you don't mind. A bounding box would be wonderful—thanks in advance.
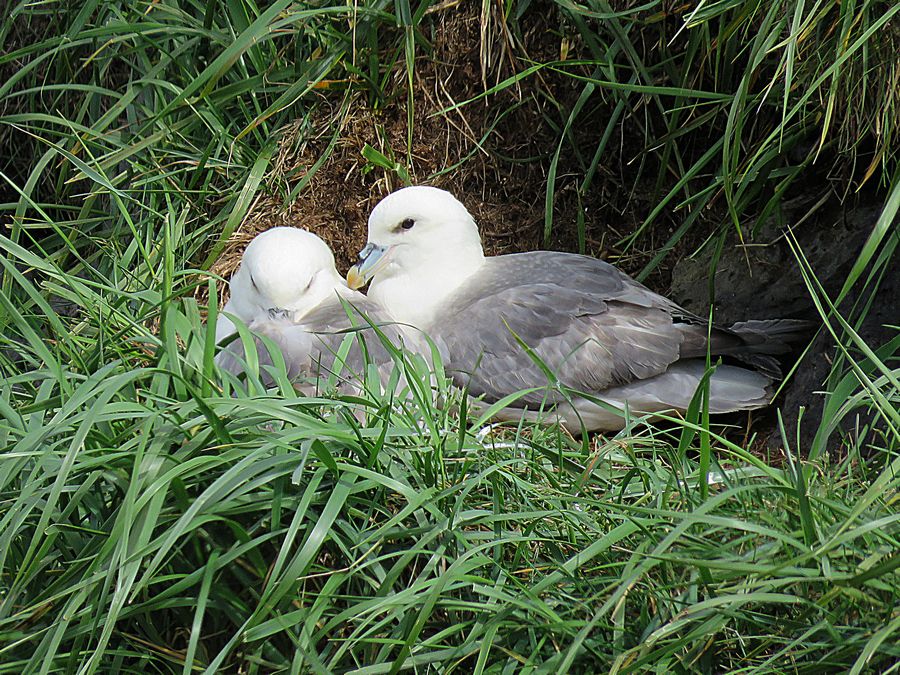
[669,196,898,456]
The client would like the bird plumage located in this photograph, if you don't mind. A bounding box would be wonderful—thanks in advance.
[214,227,418,395]
[352,186,809,431]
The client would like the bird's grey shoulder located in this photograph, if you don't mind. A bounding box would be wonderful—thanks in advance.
[475,251,626,288]
[442,250,674,316]
[302,292,420,356]
[295,291,391,331]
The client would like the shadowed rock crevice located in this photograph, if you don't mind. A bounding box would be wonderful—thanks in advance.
[669,194,898,456]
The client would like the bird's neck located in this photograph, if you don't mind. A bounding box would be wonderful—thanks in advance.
[369,248,485,327]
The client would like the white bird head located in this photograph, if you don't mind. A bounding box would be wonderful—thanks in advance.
[347,186,484,288]
[346,186,487,326]
[227,227,346,325]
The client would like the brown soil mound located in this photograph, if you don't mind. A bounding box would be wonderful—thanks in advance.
[210,2,664,295]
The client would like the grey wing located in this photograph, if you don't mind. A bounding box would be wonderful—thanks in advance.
[225,296,419,392]
[299,295,421,380]
[433,252,712,407]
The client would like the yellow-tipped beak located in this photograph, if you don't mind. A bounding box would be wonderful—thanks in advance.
[346,265,366,290]
[346,242,391,290]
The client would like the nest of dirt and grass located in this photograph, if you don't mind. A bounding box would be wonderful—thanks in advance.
[203,0,899,460]
[209,0,900,304]
[209,2,672,299]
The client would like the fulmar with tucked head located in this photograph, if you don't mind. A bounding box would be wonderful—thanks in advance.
[215,227,415,394]
[348,186,808,432]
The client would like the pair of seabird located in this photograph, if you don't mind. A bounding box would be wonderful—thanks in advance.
[216,186,806,431]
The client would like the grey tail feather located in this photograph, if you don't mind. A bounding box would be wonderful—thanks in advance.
[705,363,775,412]
[731,353,783,380]
[725,319,813,379]
[729,319,813,352]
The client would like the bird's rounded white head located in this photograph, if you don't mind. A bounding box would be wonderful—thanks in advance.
[348,186,486,326]
[223,227,347,332]
[367,185,482,258]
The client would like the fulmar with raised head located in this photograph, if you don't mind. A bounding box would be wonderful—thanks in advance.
[347,186,808,431]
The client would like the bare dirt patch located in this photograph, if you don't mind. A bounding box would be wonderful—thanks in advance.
[211,2,667,288]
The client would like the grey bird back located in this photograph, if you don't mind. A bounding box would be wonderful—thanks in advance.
[430,251,807,408]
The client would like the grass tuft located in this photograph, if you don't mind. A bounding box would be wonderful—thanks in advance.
[1,1,898,671]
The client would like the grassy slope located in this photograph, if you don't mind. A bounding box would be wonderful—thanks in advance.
[1,1,898,672]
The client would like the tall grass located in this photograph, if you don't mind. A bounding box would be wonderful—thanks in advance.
[462,0,900,265]
[1,1,898,672]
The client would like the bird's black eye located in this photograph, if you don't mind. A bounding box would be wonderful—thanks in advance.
[249,273,259,291]
[399,218,415,230]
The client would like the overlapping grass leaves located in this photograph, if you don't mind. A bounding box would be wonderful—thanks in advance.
[1,218,898,671]
[1,1,898,672]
